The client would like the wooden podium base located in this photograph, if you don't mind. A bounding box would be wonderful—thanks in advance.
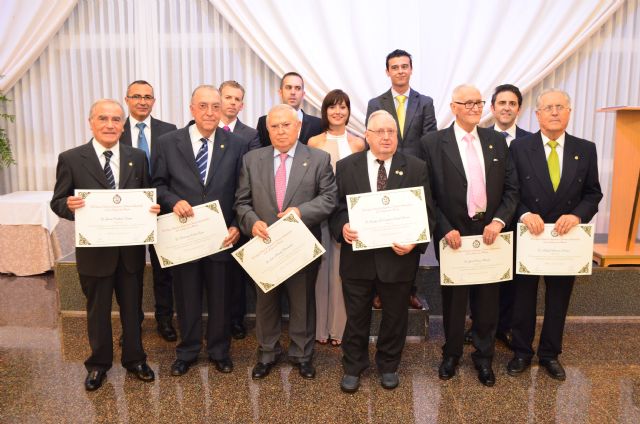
[593,243,640,266]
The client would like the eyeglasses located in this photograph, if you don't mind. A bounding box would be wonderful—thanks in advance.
[269,122,293,131]
[538,105,567,113]
[367,129,396,137]
[127,95,155,101]
[194,103,221,112]
[453,101,486,110]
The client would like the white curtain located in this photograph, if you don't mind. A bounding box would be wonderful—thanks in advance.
[0,0,78,92]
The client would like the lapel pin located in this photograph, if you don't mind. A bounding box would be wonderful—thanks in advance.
[489,145,493,149]
[574,155,579,160]
[303,162,308,167]
[395,170,403,176]
[493,158,499,162]
[129,162,133,166]
[220,144,225,149]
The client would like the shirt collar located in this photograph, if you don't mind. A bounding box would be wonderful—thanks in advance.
[218,119,237,132]
[189,123,215,143]
[495,122,517,138]
[129,115,152,129]
[391,87,410,99]
[453,122,480,142]
[92,138,120,157]
[367,150,392,165]
[274,141,299,158]
[541,131,565,148]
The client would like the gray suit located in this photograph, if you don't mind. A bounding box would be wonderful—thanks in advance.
[235,142,337,363]
[232,119,261,151]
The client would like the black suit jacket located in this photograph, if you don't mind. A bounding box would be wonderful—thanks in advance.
[50,141,150,277]
[151,125,248,261]
[232,119,262,151]
[256,110,322,147]
[329,151,435,283]
[366,88,437,159]
[421,125,519,243]
[120,116,177,149]
[509,131,602,223]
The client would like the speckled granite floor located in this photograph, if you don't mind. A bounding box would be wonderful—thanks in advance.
[1,316,639,423]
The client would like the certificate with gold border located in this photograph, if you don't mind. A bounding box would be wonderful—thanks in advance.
[516,224,594,276]
[347,186,430,251]
[154,201,232,268]
[232,211,325,293]
[74,189,157,247]
[439,232,513,285]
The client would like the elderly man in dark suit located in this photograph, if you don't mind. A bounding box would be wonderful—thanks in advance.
[120,80,178,342]
[366,49,438,310]
[421,84,519,386]
[152,85,248,376]
[218,80,261,340]
[256,72,322,146]
[51,99,159,391]
[507,89,602,380]
[235,104,337,380]
[330,110,435,393]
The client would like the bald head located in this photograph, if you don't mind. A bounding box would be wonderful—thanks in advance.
[266,104,301,153]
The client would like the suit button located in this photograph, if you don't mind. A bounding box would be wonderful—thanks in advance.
[567,200,572,205]
[525,175,531,180]
[578,178,583,183]
[535,198,539,203]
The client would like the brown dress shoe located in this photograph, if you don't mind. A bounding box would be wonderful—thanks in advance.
[372,295,382,309]
[408,294,424,309]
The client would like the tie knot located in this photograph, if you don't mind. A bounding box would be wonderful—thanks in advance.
[104,150,113,160]
[547,140,558,149]
[223,125,230,132]
[136,122,146,130]
[500,131,509,137]
[376,159,385,166]
[200,137,208,145]
[279,153,288,162]
[463,133,474,144]
[396,95,406,104]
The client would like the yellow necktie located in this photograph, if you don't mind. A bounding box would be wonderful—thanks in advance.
[547,140,560,191]
[396,95,406,138]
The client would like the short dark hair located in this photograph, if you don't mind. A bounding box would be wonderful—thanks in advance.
[320,89,351,131]
[280,72,304,89]
[219,80,246,99]
[126,80,153,94]
[491,84,523,107]
[386,49,412,70]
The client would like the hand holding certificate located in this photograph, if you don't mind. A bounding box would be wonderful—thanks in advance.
[154,201,233,268]
[439,232,514,285]
[232,211,325,293]
[74,189,157,247]
[516,223,594,275]
[347,186,430,251]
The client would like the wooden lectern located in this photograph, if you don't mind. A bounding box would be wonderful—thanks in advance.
[593,106,640,266]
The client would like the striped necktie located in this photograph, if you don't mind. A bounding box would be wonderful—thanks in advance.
[103,150,116,189]
[196,138,209,184]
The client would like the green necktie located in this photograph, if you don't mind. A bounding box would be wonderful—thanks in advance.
[396,95,406,138]
[547,140,560,191]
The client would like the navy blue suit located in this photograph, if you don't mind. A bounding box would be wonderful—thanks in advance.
[509,131,602,361]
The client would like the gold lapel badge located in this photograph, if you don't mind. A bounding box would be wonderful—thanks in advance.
[303,162,308,167]
[129,162,133,166]
[489,145,493,149]
[220,144,225,149]
[574,155,579,160]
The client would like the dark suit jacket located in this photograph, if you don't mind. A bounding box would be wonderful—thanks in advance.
[120,116,177,148]
[366,88,437,159]
[50,141,150,277]
[151,124,248,261]
[256,110,322,147]
[489,124,531,142]
[509,131,602,223]
[232,119,262,151]
[421,124,519,243]
[329,151,435,283]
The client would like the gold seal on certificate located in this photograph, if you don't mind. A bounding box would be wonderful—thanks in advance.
[347,186,430,251]
[232,211,325,293]
[74,189,157,247]
[439,232,514,286]
[516,223,595,276]
[154,201,232,268]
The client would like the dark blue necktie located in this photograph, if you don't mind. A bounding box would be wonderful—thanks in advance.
[136,122,150,170]
[195,138,208,184]
[103,150,116,189]
[500,131,509,138]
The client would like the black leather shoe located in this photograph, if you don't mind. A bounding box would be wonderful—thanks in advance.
[380,372,399,390]
[210,357,234,373]
[340,374,360,393]
[157,317,177,342]
[496,330,513,349]
[252,361,275,379]
[171,359,195,376]
[127,362,155,382]
[438,357,459,380]
[464,329,473,345]
[539,358,566,381]
[475,364,496,387]
[294,361,316,379]
[85,370,107,391]
[507,357,531,376]
[231,322,247,340]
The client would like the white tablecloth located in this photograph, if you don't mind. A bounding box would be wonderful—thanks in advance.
[0,191,59,232]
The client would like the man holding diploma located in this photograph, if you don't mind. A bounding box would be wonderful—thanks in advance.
[152,85,247,376]
[50,99,159,391]
[421,85,518,386]
[235,104,337,380]
[330,110,435,393]
[507,89,602,380]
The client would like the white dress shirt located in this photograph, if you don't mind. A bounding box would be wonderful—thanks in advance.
[367,151,392,192]
[495,123,517,147]
[92,139,120,188]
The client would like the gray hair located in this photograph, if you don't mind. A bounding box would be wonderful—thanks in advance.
[190,85,219,102]
[89,99,124,119]
[266,104,298,126]
[451,84,481,101]
[367,110,395,129]
[536,88,572,109]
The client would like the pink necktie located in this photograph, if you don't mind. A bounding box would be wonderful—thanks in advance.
[223,125,230,132]
[275,153,288,212]
[464,133,487,217]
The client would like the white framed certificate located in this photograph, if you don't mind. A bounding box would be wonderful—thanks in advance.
[516,223,594,276]
[347,186,430,251]
[74,189,157,247]
[439,232,514,286]
[232,211,325,293]
[154,201,232,268]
